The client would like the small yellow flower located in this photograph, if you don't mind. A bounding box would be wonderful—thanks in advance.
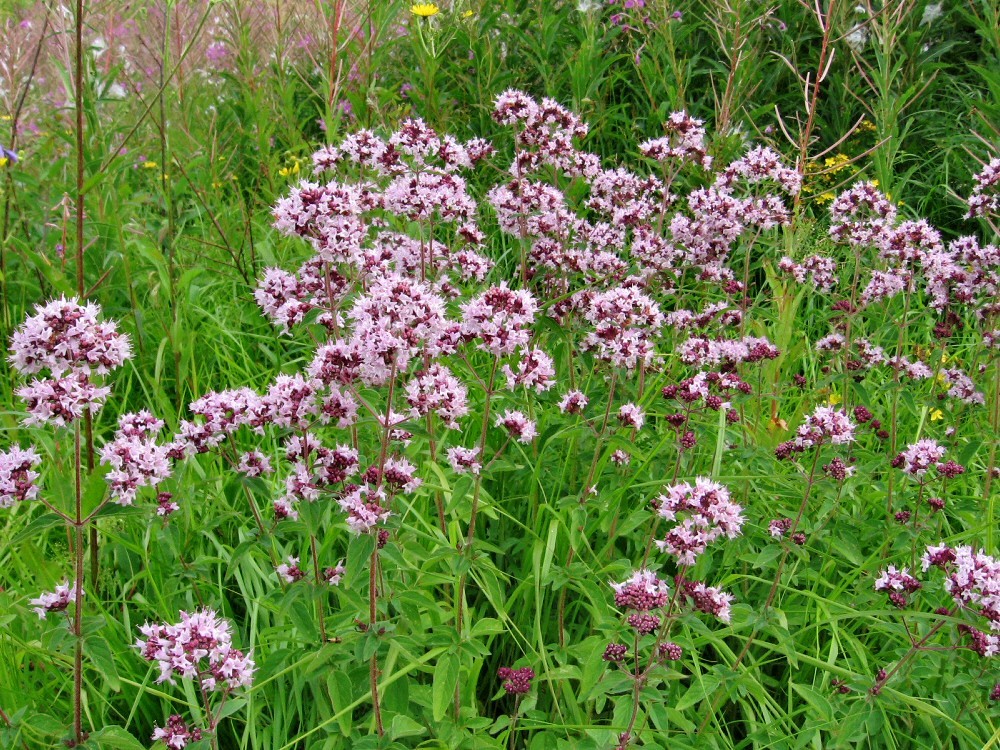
[0,114,11,121]
[0,157,7,168]
[142,161,158,169]
[930,409,944,421]
[817,191,835,203]
[411,3,440,17]
[462,9,474,17]
[826,393,843,407]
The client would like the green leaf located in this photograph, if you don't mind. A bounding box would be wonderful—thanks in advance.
[84,725,145,749]
[389,714,427,740]
[326,670,353,735]
[85,635,121,692]
[790,683,833,723]
[11,509,70,544]
[432,651,460,723]
[470,617,504,637]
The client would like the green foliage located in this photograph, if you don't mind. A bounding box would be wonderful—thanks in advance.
[1,0,998,749]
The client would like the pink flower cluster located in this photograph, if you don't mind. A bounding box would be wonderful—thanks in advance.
[0,445,41,508]
[581,287,663,370]
[775,407,855,459]
[654,478,745,566]
[29,580,79,619]
[9,298,132,428]
[136,608,256,691]
[8,296,132,376]
[967,157,1000,218]
[680,578,735,622]
[497,666,536,695]
[778,254,838,293]
[638,111,712,169]
[151,715,203,749]
[892,439,947,476]
[610,569,670,611]
[99,411,173,505]
[923,544,1000,655]
[874,565,922,608]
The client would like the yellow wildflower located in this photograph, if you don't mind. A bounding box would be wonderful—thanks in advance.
[462,9,474,17]
[0,157,7,168]
[930,409,944,421]
[142,161,158,169]
[826,393,843,406]
[411,3,440,17]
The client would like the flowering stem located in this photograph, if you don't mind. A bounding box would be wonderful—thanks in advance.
[764,448,823,611]
[198,678,219,750]
[310,533,327,644]
[426,412,447,534]
[72,421,85,745]
[871,609,953,694]
[465,359,498,547]
[584,372,618,500]
[887,286,913,514]
[616,631,646,749]
[508,695,523,750]
[911,481,926,569]
[697,447,823,736]
[641,445,685,567]
[369,545,384,736]
[985,355,1000,552]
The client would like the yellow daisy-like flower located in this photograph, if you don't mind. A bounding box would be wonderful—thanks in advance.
[411,3,440,17]
[930,409,944,421]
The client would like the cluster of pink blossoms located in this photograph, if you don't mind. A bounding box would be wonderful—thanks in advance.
[151,715,203,749]
[611,569,670,611]
[891,439,947,476]
[99,411,173,505]
[498,666,536,696]
[967,157,1000,218]
[775,406,856,459]
[276,556,344,586]
[778,254,838,293]
[874,566,922,608]
[29,580,80,619]
[923,545,1000,657]
[0,445,41,508]
[9,297,131,427]
[653,478,745,566]
[609,570,672,635]
[136,608,255,690]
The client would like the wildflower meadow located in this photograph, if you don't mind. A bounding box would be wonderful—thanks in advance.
[2,0,1000,747]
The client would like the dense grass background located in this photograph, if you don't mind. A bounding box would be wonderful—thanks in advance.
[2,1,1000,748]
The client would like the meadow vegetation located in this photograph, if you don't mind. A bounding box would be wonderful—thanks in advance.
[1,0,1000,748]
